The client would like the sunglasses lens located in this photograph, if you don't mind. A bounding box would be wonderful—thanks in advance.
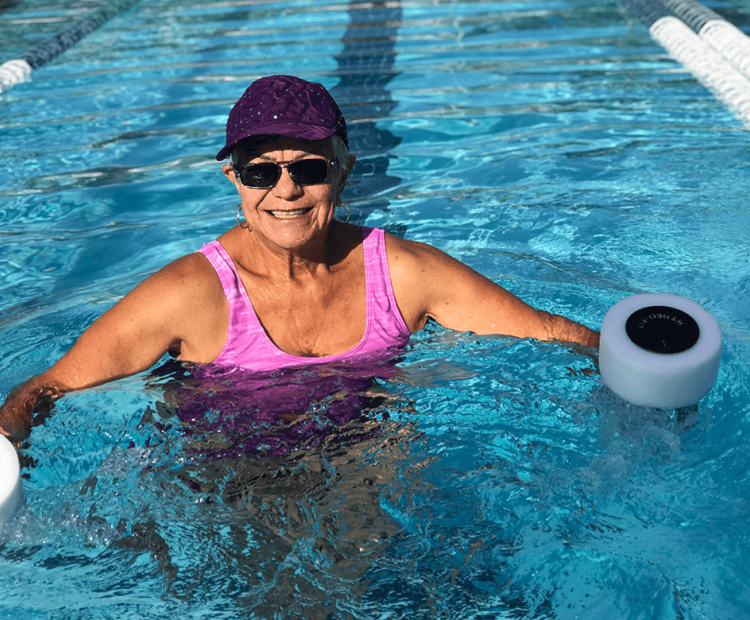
[238,159,331,188]
[239,163,279,188]
[288,159,329,185]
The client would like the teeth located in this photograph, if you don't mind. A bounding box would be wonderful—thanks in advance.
[269,209,308,219]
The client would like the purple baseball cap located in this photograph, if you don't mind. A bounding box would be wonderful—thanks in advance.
[216,75,348,161]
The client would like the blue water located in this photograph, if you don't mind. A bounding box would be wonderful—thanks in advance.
[2,0,750,617]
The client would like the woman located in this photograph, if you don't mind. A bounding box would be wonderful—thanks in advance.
[0,75,599,441]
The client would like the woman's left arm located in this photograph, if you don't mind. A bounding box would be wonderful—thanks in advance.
[386,234,599,348]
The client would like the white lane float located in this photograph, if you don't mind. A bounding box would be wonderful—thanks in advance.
[599,294,722,408]
[0,434,22,524]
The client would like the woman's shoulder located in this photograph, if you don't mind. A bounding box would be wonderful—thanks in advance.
[383,231,453,274]
[162,250,220,279]
[135,251,226,306]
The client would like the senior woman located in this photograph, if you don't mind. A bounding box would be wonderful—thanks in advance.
[0,75,598,442]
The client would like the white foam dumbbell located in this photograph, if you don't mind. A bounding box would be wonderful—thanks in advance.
[599,294,721,408]
[0,435,22,524]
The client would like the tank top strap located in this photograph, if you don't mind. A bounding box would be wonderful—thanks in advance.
[361,226,411,345]
[196,240,273,365]
[196,240,242,307]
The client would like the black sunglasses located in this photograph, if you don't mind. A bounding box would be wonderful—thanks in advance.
[234,159,338,189]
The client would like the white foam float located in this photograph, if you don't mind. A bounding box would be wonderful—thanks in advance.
[0,435,22,524]
[599,294,722,408]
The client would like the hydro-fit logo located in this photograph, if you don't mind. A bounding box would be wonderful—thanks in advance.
[633,312,686,329]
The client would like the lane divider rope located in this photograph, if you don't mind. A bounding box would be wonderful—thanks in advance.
[622,0,750,126]
[0,0,142,95]
[660,0,750,81]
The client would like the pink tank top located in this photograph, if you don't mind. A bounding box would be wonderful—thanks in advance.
[196,226,411,372]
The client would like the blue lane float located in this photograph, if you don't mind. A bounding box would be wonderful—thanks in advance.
[599,294,722,408]
[621,0,750,126]
[0,0,142,95]
[0,435,22,524]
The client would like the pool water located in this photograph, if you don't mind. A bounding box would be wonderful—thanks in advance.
[2,0,750,617]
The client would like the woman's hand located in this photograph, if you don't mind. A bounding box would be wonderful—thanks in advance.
[0,378,56,442]
[0,388,33,442]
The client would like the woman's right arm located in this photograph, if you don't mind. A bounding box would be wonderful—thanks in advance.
[0,253,227,441]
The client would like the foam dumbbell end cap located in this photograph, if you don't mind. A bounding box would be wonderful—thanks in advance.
[599,294,721,409]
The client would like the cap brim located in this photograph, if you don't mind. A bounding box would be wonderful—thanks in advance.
[215,123,338,161]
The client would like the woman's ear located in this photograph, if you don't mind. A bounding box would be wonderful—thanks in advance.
[338,154,356,192]
[222,164,239,186]
[333,155,355,205]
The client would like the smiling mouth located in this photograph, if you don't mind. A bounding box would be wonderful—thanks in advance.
[267,208,313,219]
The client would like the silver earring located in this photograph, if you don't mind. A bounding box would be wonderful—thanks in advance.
[337,203,350,223]
[237,207,250,230]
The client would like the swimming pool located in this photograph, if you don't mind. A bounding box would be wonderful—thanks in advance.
[2,0,750,617]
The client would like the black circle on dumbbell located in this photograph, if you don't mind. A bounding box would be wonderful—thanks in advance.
[625,305,700,354]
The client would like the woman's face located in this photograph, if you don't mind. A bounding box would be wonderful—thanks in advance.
[223,136,352,254]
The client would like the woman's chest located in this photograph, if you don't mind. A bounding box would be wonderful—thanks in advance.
[243,268,368,358]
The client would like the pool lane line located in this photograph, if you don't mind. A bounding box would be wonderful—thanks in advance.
[621,0,750,126]
[0,0,142,95]
[331,0,403,220]
[659,0,750,81]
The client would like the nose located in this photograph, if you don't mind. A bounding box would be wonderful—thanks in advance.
[272,163,303,199]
